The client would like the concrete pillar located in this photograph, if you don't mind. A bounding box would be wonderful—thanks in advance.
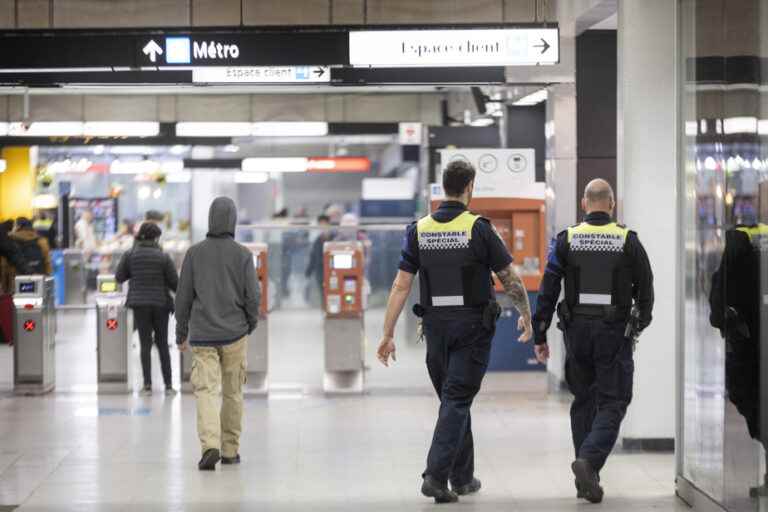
[543,82,577,390]
[0,147,36,221]
[617,0,676,445]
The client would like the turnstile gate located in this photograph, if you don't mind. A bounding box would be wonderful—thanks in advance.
[95,274,134,393]
[13,276,56,394]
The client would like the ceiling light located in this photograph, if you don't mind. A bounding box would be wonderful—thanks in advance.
[8,122,85,137]
[759,119,768,136]
[513,89,548,106]
[31,193,58,209]
[83,122,159,137]
[235,172,269,184]
[723,116,757,135]
[0,159,6,173]
[242,157,308,173]
[170,144,188,155]
[176,122,252,137]
[137,186,151,200]
[223,144,240,153]
[92,145,105,155]
[0,122,8,136]
[470,118,495,127]
[251,122,328,137]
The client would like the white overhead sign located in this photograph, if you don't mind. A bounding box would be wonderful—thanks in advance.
[349,28,559,68]
[192,66,331,84]
[438,148,543,199]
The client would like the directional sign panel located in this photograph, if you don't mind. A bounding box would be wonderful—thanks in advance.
[192,66,331,84]
[349,28,559,67]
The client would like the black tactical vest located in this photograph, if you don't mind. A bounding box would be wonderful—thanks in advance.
[564,221,633,313]
[416,211,492,308]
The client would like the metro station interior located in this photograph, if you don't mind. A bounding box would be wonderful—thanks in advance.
[0,0,765,510]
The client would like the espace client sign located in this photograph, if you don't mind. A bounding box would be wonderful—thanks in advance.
[349,28,559,67]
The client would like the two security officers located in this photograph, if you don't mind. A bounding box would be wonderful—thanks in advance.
[377,160,533,504]
[533,179,654,503]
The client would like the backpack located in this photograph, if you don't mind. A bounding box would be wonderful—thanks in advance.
[17,238,44,274]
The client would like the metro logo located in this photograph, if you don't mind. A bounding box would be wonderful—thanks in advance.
[193,41,240,60]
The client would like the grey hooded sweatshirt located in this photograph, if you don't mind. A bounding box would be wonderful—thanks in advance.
[175,197,260,346]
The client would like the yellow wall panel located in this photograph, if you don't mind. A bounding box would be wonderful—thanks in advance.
[0,147,35,221]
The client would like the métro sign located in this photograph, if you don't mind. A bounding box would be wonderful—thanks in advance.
[349,28,559,67]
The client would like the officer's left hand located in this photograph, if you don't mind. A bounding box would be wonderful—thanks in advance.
[534,343,550,364]
[377,336,397,367]
[517,314,533,342]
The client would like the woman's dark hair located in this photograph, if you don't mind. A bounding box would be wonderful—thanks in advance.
[136,222,162,241]
[442,160,476,197]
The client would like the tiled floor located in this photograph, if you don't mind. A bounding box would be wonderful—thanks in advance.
[0,309,687,511]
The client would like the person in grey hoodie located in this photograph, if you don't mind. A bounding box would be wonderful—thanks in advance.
[176,197,260,471]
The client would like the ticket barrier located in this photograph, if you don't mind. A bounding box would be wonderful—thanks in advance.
[95,275,134,393]
[243,243,269,395]
[322,241,365,394]
[13,276,56,395]
[62,249,87,305]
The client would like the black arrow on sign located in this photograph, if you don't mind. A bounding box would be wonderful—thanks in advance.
[533,38,551,54]
[313,67,326,77]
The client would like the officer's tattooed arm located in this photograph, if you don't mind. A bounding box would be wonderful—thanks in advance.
[496,265,532,319]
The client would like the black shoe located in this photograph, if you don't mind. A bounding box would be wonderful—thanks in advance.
[576,480,586,499]
[221,454,241,465]
[198,448,220,471]
[421,475,459,504]
[452,477,481,496]
[572,459,604,504]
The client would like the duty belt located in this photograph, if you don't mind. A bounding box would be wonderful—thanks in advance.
[572,304,628,322]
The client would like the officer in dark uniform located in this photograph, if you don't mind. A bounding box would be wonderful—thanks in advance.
[532,179,654,503]
[376,160,533,504]
[709,222,767,497]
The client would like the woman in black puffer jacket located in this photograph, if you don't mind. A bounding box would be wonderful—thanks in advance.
[116,222,179,395]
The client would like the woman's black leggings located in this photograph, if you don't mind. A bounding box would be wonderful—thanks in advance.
[133,306,172,387]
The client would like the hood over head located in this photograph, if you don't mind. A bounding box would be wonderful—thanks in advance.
[207,196,237,237]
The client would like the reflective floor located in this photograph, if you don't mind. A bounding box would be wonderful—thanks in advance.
[0,310,684,511]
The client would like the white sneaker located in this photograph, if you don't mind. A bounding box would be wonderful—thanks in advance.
[165,387,178,396]
[139,386,152,396]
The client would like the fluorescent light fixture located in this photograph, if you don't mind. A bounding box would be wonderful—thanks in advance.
[0,122,7,136]
[470,118,495,127]
[170,144,188,155]
[723,116,757,135]
[224,144,240,153]
[0,159,6,173]
[684,122,697,136]
[251,122,328,137]
[513,89,548,106]
[83,122,159,137]
[235,172,269,184]
[242,157,308,173]
[176,122,252,137]
[759,119,768,136]
[8,122,84,136]
[165,171,192,183]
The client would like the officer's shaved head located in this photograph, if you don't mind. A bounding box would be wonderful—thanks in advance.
[582,179,615,213]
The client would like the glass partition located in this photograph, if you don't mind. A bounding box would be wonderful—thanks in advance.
[679,0,767,509]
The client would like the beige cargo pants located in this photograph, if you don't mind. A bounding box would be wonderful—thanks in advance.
[191,337,247,458]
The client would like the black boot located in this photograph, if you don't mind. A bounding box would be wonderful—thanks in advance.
[572,458,604,504]
[452,478,481,496]
[198,448,220,471]
[421,475,459,504]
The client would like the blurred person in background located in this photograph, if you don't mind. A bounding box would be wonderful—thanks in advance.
[74,210,97,256]
[33,211,57,249]
[305,214,335,302]
[11,217,51,276]
[0,220,26,345]
[116,222,179,396]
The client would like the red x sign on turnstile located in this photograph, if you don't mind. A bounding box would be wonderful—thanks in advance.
[106,319,118,331]
[23,320,35,332]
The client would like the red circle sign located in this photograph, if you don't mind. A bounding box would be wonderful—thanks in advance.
[106,319,118,330]
[23,320,35,332]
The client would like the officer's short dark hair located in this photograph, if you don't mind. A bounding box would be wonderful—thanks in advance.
[442,160,476,197]
[136,222,162,241]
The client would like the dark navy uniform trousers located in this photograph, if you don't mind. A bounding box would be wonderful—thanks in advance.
[423,310,494,487]
[565,317,634,473]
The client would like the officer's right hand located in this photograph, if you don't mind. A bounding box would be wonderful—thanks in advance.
[534,343,550,364]
[377,336,397,367]
[517,314,533,342]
